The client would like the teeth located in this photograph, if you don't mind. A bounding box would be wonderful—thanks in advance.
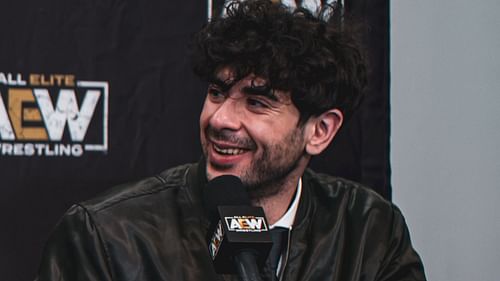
[214,144,245,155]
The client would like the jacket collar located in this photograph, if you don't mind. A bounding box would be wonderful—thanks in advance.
[292,169,315,230]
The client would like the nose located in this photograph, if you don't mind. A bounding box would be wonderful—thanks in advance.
[209,97,242,131]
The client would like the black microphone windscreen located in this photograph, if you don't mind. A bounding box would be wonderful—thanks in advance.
[204,175,251,215]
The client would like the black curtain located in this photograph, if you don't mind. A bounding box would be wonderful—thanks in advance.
[0,1,389,280]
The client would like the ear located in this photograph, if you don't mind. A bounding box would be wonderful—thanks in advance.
[304,109,343,156]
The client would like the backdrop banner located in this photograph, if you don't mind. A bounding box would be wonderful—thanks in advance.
[0,0,389,279]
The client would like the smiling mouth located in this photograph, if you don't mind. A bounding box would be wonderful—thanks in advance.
[213,143,247,156]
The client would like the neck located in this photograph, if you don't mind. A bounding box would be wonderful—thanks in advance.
[251,170,302,226]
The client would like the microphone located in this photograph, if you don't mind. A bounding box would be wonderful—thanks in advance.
[204,175,273,281]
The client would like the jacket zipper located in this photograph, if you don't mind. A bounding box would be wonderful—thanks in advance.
[278,229,292,281]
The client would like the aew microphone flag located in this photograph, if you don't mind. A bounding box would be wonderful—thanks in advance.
[205,175,272,274]
[209,206,273,274]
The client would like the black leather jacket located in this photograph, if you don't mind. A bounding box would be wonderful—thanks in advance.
[36,163,426,281]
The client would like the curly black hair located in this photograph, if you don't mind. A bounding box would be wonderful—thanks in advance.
[192,0,367,122]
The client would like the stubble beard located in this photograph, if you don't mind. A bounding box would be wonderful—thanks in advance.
[204,125,306,200]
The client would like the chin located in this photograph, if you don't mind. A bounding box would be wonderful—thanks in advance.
[206,164,240,181]
[206,165,251,185]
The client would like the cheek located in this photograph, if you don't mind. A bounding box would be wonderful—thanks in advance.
[254,117,293,139]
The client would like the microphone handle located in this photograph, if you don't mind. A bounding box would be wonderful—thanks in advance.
[234,251,263,281]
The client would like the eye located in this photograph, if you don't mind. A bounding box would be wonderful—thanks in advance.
[246,98,268,109]
[207,87,226,102]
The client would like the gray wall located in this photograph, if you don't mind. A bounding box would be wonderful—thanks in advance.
[391,1,500,280]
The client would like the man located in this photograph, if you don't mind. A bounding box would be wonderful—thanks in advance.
[36,1,426,280]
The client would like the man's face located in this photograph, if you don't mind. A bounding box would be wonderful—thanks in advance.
[199,68,308,198]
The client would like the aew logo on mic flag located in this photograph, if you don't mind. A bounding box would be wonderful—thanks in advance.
[0,72,109,157]
[209,221,224,259]
[225,216,268,232]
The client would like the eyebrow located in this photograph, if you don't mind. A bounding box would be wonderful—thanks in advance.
[208,76,280,102]
[241,85,279,102]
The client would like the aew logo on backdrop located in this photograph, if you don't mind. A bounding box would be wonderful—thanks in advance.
[0,72,109,157]
[225,216,268,232]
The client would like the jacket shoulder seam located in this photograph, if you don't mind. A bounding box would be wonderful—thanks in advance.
[90,178,170,212]
[75,203,116,281]
[88,165,192,212]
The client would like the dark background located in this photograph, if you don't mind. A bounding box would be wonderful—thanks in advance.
[0,0,389,280]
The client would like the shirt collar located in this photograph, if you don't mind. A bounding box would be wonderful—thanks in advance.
[270,177,302,230]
